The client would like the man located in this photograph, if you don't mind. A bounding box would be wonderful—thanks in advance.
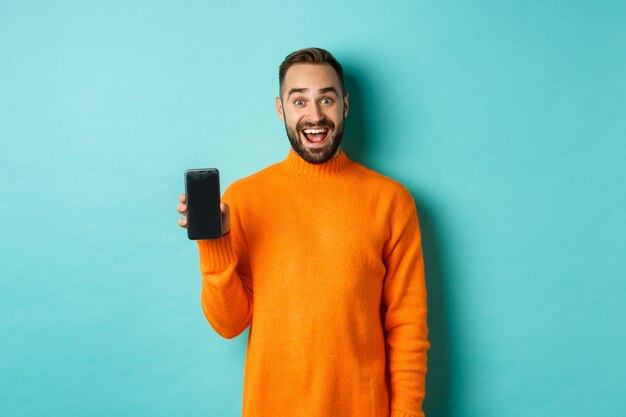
[176,47,430,417]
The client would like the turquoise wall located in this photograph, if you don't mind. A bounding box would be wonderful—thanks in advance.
[1,1,624,416]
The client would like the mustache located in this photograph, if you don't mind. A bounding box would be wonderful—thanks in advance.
[297,118,335,130]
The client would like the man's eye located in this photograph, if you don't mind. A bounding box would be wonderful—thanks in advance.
[294,100,305,106]
[321,98,333,105]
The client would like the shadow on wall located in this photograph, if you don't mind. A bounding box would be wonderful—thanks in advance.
[415,201,452,417]
[344,67,453,417]
[341,71,369,164]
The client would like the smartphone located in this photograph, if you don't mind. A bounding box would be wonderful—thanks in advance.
[184,168,222,240]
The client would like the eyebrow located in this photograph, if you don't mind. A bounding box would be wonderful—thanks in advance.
[287,86,339,98]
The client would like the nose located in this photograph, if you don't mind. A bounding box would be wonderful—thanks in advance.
[309,101,324,122]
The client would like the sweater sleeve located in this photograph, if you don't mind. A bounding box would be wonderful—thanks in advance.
[197,187,253,339]
[382,188,430,417]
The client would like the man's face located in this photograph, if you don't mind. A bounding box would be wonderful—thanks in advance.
[275,64,349,164]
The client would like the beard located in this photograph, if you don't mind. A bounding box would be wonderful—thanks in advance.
[283,115,345,165]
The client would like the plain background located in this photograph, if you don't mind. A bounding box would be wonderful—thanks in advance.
[1,1,625,416]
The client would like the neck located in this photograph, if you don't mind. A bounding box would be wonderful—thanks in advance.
[279,147,352,178]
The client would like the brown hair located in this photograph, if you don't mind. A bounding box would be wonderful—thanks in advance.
[278,47,345,98]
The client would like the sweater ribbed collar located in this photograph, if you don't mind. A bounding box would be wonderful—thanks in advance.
[279,147,352,178]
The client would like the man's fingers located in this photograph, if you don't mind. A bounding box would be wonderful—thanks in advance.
[177,194,187,229]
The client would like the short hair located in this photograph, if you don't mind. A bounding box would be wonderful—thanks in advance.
[278,47,345,98]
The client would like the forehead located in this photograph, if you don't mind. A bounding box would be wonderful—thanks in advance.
[282,63,341,92]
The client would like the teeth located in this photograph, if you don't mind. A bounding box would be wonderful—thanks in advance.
[303,128,328,134]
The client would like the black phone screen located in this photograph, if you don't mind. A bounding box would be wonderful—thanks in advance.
[184,169,222,240]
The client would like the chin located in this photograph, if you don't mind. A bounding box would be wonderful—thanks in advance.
[299,140,340,164]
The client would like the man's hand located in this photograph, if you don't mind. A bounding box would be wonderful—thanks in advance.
[177,193,231,235]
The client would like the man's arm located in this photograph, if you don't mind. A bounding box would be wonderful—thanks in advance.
[197,226,253,339]
[381,187,430,417]
[178,188,253,339]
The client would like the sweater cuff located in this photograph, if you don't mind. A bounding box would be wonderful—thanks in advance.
[390,409,424,417]
[196,233,236,274]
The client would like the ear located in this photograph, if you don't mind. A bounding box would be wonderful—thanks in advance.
[343,92,349,118]
[275,97,285,121]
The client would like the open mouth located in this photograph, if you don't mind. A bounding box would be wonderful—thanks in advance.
[302,127,330,144]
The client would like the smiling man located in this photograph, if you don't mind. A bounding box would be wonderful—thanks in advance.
[177,47,430,417]
[276,60,347,164]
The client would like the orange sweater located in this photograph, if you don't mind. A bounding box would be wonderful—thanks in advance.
[197,149,430,417]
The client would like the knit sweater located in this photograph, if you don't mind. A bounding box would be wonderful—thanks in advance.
[196,148,430,417]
